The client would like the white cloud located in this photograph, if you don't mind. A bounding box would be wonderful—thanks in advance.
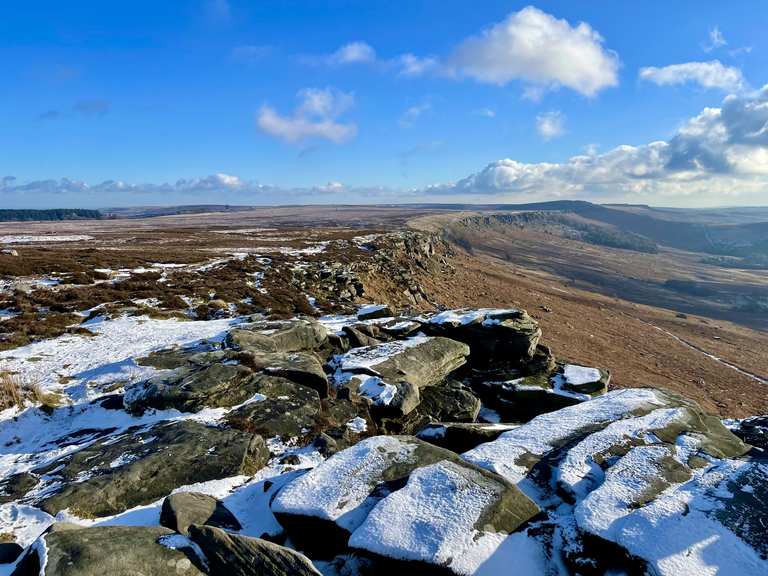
[536,110,565,140]
[425,86,768,206]
[257,87,356,144]
[703,26,727,52]
[329,42,377,65]
[397,54,439,76]
[399,102,432,127]
[639,60,745,92]
[448,6,619,97]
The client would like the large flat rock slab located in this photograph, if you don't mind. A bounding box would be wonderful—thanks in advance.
[38,420,269,518]
[188,524,322,576]
[12,525,205,576]
[336,335,469,389]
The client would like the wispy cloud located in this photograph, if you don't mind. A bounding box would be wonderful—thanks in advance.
[73,99,111,117]
[473,108,496,118]
[399,101,432,127]
[257,87,357,144]
[639,60,745,92]
[396,54,439,77]
[702,26,727,52]
[37,99,111,121]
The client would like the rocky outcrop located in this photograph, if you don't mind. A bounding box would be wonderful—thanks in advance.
[271,434,539,571]
[124,362,265,413]
[226,318,328,354]
[238,350,329,398]
[420,308,542,365]
[12,525,206,576]
[336,335,469,389]
[2,303,765,576]
[188,525,322,576]
[38,421,269,518]
[226,378,321,440]
[416,422,518,453]
[160,492,241,536]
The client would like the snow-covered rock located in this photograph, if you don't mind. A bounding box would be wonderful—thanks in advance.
[270,436,480,555]
[348,458,539,575]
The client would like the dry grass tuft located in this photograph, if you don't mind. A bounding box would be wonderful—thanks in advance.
[0,371,24,410]
[25,383,64,414]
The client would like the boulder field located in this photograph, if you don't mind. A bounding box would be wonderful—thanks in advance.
[2,306,765,576]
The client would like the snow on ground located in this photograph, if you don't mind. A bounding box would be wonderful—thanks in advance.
[349,459,547,575]
[272,436,418,533]
[0,315,238,398]
[0,235,94,244]
[462,389,666,486]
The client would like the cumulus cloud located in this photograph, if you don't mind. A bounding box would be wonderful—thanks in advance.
[448,6,619,97]
[639,60,745,92]
[425,86,768,205]
[329,41,377,65]
[536,110,565,140]
[257,87,356,144]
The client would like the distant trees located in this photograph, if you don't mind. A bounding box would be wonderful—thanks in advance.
[0,209,102,222]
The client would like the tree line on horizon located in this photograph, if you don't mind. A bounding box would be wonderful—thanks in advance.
[0,209,102,222]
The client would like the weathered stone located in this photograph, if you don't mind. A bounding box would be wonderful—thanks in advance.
[316,397,376,450]
[348,458,540,575]
[239,350,329,398]
[418,380,481,423]
[0,473,37,504]
[342,325,383,348]
[421,308,541,365]
[226,319,328,354]
[12,525,205,576]
[124,363,263,414]
[39,420,269,518]
[160,492,241,535]
[417,422,517,453]
[227,379,321,441]
[357,305,393,321]
[188,524,322,576]
[271,435,496,556]
[337,336,470,390]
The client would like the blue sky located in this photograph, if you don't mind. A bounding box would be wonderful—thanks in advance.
[1,1,768,208]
